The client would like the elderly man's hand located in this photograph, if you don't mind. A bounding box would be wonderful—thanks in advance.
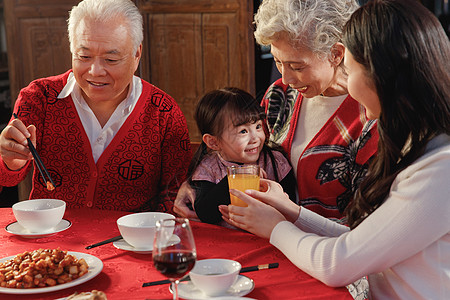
[0,119,36,171]
[174,181,200,221]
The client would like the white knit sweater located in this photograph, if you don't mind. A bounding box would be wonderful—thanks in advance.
[270,134,450,299]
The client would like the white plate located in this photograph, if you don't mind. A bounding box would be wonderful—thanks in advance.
[213,296,256,300]
[113,239,153,254]
[113,235,181,254]
[172,275,255,299]
[0,251,103,294]
[5,219,72,238]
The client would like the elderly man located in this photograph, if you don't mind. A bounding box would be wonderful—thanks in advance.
[0,0,190,213]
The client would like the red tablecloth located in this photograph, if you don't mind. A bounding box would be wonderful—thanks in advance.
[0,208,352,299]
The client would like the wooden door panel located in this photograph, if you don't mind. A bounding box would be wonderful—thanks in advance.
[145,11,252,142]
[137,0,240,13]
[148,14,203,99]
[202,13,235,91]
[18,18,71,88]
[147,13,203,141]
[4,0,77,100]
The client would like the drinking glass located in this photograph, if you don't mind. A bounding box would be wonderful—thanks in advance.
[227,165,260,207]
[153,218,197,300]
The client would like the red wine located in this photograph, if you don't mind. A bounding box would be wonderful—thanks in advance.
[153,251,196,279]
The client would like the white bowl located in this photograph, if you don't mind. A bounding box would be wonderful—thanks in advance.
[189,259,241,296]
[117,212,175,249]
[12,199,66,233]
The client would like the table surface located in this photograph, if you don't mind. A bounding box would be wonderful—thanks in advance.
[0,208,352,300]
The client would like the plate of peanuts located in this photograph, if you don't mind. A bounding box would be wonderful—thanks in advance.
[0,248,103,294]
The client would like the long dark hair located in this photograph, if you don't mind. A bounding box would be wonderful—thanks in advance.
[343,0,450,229]
[187,87,281,182]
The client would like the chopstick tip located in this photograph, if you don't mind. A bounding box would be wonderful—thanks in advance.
[46,181,55,191]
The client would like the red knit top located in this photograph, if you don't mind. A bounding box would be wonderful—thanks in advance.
[0,71,191,213]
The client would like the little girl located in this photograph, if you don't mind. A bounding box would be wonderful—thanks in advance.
[188,87,296,225]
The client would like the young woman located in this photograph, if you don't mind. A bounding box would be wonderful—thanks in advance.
[224,0,450,299]
[188,88,296,225]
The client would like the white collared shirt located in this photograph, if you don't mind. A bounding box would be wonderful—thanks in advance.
[58,72,143,162]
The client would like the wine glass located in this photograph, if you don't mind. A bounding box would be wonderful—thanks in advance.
[153,218,197,300]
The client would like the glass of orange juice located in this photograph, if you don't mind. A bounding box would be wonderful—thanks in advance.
[227,165,260,207]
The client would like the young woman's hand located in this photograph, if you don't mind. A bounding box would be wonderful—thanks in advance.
[220,179,301,239]
[222,189,286,239]
[249,179,300,222]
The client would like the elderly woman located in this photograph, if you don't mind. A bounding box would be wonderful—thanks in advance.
[175,0,378,223]
[0,0,190,212]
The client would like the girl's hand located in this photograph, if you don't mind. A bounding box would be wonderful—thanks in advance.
[174,181,201,221]
[222,189,286,239]
[259,168,268,179]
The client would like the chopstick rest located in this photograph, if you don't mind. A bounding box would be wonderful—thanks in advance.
[142,262,279,287]
[12,113,56,191]
[85,235,123,249]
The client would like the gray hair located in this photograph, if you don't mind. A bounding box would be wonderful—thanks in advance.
[254,0,358,58]
[68,0,143,53]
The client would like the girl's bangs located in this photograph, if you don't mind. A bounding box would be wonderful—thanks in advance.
[227,100,265,127]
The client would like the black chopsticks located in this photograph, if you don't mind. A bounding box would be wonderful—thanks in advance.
[13,113,55,191]
[85,235,123,249]
[142,262,279,287]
